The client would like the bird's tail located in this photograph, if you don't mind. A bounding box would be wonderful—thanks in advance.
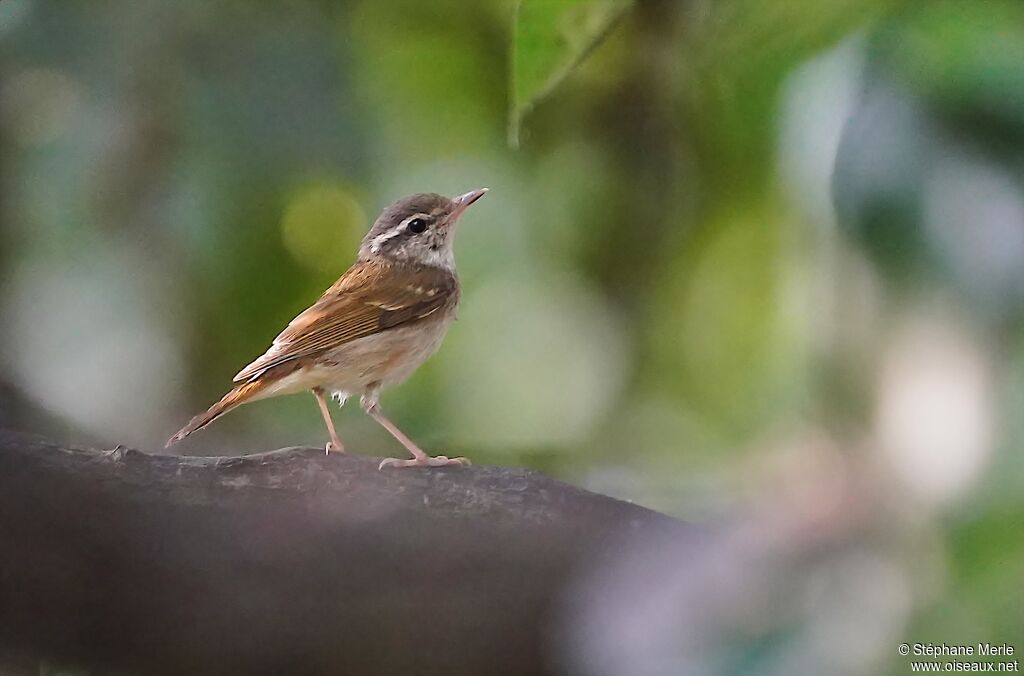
[166,380,268,447]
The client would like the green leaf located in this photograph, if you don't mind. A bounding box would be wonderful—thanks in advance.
[510,0,632,146]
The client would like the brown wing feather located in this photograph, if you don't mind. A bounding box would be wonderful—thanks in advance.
[233,261,457,383]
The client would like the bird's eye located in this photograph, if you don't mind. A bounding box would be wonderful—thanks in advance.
[407,218,427,234]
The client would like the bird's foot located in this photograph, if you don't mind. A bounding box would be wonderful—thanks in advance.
[378,455,470,470]
[325,441,345,455]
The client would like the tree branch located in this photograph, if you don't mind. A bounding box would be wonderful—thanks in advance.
[0,429,688,675]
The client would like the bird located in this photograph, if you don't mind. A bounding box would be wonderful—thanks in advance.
[166,188,488,469]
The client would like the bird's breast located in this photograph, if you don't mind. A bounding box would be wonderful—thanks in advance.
[316,309,456,393]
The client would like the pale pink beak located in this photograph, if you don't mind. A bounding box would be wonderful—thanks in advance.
[448,188,488,222]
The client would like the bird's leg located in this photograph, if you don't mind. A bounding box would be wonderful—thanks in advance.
[360,391,468,470]
[312,387,344,454]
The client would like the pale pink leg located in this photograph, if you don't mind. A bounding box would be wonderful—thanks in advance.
[360,392,468,470]
[313,388,344,454]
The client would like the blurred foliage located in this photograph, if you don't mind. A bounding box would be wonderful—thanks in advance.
[1,0,1023,673]
[511,0,632,145]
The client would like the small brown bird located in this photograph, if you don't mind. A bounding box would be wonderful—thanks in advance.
[167,188,488,469]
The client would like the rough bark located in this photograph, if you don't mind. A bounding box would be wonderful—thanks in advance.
[0,429,690,676]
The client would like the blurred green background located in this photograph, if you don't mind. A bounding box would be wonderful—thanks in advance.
[1,0,1022,673]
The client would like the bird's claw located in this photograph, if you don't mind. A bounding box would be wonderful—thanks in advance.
[325,441,345,455]
[378,455,470,470]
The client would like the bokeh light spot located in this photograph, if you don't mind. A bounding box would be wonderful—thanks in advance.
[281,183,366,273]
[876,319,994,506]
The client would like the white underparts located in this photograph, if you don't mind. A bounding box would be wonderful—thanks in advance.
[419,246,455,269]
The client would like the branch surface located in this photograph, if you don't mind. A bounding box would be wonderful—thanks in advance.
[0,430,689,676]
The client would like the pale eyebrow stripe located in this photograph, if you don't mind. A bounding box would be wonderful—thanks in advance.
[369,213,431,253]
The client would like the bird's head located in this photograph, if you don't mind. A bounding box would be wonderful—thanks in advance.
[359,189,488,269]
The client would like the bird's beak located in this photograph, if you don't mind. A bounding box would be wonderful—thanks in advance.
[448,188,488,222]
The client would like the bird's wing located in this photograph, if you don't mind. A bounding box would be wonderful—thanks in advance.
[233,262,457,383]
